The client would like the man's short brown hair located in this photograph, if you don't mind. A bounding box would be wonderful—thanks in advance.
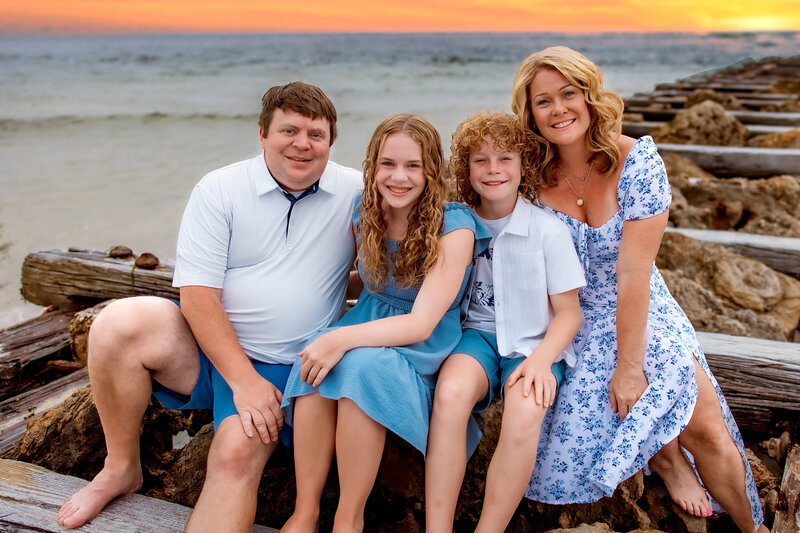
[259,82,338,145]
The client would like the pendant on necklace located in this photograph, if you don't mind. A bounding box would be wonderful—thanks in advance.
[576,198,584,206]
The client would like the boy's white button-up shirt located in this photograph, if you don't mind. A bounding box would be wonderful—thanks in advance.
[462,196,586,366]
[173,153,363,364]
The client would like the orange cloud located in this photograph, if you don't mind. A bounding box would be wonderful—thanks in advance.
[2,0,799,34]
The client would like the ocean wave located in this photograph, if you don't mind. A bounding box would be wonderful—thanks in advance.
[0,112,258,130]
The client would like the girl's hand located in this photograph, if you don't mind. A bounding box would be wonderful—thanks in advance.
[298,330,348,387]
[505,356,557,407]
[609,365,648,420]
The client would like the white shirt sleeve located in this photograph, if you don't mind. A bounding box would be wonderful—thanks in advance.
[173,179,231,289]
[543,221,586,296]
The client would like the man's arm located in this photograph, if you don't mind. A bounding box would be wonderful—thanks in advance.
[180,285,283,443]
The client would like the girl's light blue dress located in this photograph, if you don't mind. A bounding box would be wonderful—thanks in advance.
[281,197,490,454]
[527,136,763,527]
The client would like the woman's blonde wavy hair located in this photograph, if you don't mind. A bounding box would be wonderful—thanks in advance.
[359,113,447,291]
[511,46,624,186]
[449,112,542,207]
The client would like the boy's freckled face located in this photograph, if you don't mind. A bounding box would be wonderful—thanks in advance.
[468,141,522,210]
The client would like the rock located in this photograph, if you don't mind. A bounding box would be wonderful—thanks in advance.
[135,252,160,269]
[543,523,617,533]
[746,448,780,497]
[624,112,645,122]
[649,101,749,146]
[657,233,800,341]
[747,128,800,149]
[68,300,114,364]
[109,245,134,258]
[685,89,744,110]
[662,153,716,181]
[761,432,793,463]
[667,173,800,237]
[641,482,706,533]
[763,488,779,528]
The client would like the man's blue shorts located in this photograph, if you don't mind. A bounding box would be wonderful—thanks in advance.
[452,328,566,413]
[151,303,293,446]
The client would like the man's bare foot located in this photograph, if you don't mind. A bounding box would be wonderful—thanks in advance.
[280,510,319,533]
[650,452,711,517]
[57,461,143,528]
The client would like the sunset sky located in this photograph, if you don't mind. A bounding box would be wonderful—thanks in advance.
[2,0,799,34]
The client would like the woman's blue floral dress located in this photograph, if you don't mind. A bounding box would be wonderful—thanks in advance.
[526,136,763,527]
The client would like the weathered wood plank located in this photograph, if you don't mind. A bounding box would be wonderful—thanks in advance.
[697,331,800,432]
[21,250,178,307]
[655,82,777,92]
[655,143,800,177]
[622,121,792,139]
[640,90,797,101]
[0,369,89,455]
[626,95,796,109]
[665,228,800,277]
[0,308,77,398]
[0,459,276,532]
[625,106,800,126]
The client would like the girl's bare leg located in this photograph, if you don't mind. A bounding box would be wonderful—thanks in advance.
[281,393,338,533]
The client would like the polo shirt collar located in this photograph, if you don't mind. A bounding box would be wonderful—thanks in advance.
[503,195,533,237]
[253,151,335,196]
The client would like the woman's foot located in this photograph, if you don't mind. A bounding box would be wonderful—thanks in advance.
[650,448,711,517]
[57,460,143,528]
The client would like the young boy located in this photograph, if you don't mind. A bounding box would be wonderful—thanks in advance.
[425,112,585,533]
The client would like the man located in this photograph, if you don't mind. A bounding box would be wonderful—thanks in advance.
[58,82,363,531]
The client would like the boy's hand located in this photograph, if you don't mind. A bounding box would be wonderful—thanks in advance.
[506,355,557,407]
[298,329,348,387]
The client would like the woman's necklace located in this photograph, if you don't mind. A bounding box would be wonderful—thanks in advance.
[558,161,594,206]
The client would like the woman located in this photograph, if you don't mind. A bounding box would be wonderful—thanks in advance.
[511,46,765,532]
[280,113,487,533]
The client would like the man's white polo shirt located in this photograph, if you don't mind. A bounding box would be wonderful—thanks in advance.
[173,153,363,364]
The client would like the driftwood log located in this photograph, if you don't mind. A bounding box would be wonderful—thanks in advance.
[21,249,178,307]
[644,91,797,100]
[655,144,800,177]
[665,228,800,278]
[0,368,89,455]
[0,307,79,399]
[0,459,275,533]
[626,95,797,110]
[626,107,800,126]
[773,445,800,533]
[623,122,792,139]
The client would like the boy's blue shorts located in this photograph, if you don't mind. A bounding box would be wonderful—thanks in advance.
[151,303,293,446]
[452,328,566,413]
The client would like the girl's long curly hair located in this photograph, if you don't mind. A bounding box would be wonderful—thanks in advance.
[449,112,542,207]
[359,114,447,290]
[511,46,624,186]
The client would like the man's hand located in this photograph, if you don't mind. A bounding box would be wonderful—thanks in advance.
[505,355,557,407]
[231,375,284,444]
[298,330,348,387]
[609,365,649,421]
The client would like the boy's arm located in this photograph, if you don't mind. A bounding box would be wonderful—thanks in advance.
[298,227,474,387]
[505,288,582,406]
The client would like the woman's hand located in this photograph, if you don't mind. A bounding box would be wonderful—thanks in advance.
[506,356,557,407]
[299,329,348,387]
[609,365,648,420]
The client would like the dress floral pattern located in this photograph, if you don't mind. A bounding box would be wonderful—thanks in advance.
[526,136,763,527]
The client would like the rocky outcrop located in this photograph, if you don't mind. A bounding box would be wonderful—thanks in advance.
[657,233,800,341]
[747,128,800,148]
[685,89,744,110]
[649,101,749,146]
[665,168,800,237]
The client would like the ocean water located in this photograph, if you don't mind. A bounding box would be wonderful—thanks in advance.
[1,31,798,327]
